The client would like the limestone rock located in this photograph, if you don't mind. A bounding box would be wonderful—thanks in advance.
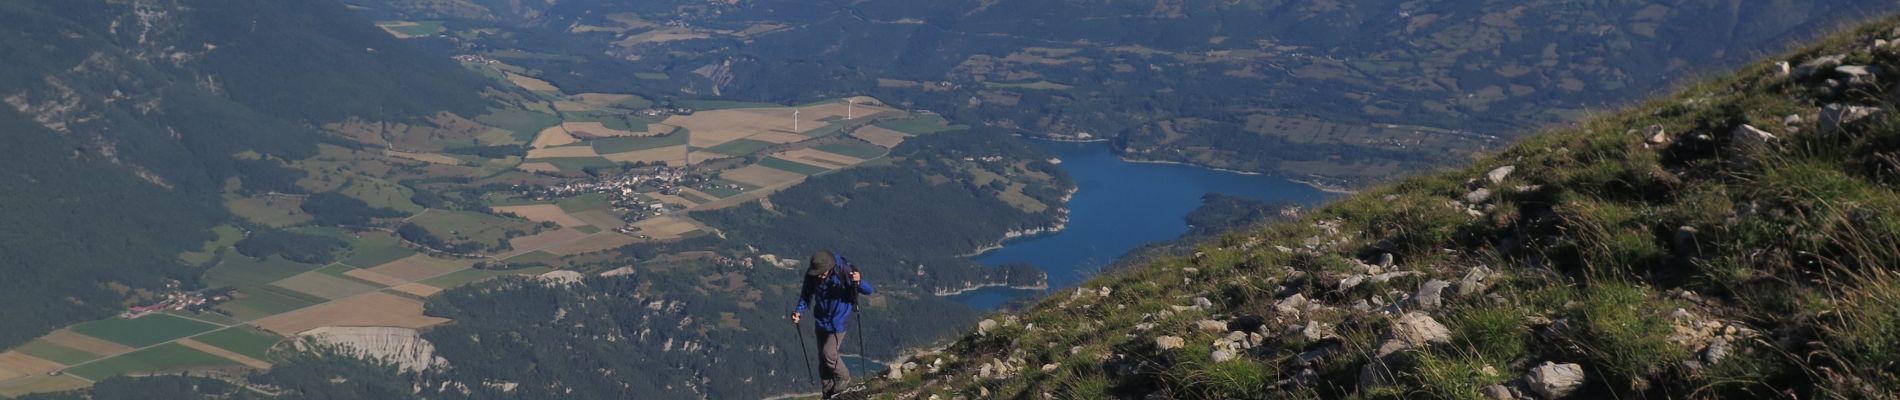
[1211,348,1237,363]
[1155,336,1184,350]
[1792,54,1845,80]
[977,319,998,336]
[1391,312,1452,348]
[1486,165,1517,184]
[1819,104,1883,137]
[1196,320,1229,333]
[1526,362,1586,399]
[1836,65,1879,86]
[1465,188,1494,204]
[1483,384,1517,400]
[1644,124,1669,145]
[1731,124,1777,149]
[1455,266,1491,296]
[1412,279,1451,310]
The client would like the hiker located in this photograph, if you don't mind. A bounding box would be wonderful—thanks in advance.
[791,250,874,398]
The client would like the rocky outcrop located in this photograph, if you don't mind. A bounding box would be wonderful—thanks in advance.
[297,326,447,373]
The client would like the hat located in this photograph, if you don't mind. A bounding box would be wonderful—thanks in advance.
[806,250,837,278]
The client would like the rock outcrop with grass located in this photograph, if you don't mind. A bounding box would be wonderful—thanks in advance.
[861,16,1900,400]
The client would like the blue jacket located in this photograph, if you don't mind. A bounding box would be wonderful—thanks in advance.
[794,264,874,333]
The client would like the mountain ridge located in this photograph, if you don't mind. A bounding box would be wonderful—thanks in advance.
[863,14,1900,399]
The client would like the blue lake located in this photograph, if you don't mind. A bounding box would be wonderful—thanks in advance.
[953,141,1336,309]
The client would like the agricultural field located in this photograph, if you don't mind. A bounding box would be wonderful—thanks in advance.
[63,343,241,380]
[816,141,889,159]
[253,292,448,336]
[476,108,562,143]
[492,204,590,228]
[849,125,911,148]
[272,271,382,300]
[223,195,312,228]
[873,113,967,135]
[374,20,443,38]
[0,376,89,398]
[757,156,832,175]
[217,285,327,321]
[177,225,243,266]
[191,327,285,362]
[13,341,101,365]
[204,255,327,289]
[419,267,550,289]
[68,315,221,348]
[719,165,805,188]
[703,138,776,156]
[363,255,472,282]
[334,232,417,268]
[405,210,545,253]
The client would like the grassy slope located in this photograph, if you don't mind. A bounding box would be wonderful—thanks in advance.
[869,17,1900,400]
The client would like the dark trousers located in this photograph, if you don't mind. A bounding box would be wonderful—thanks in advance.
[817,329,849,396]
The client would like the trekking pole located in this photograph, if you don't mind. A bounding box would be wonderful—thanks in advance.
[795,319,816,389]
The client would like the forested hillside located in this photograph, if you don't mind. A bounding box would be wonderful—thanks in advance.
[0,0,491,348]
[868,16,1900,399]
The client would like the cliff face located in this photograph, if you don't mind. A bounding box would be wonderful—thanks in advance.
[868,16,1900,399]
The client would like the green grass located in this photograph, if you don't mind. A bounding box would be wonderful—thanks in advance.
[65,343,242,380]
[592,129,687,153]
[476,108,563,143]
[673,99,784,110]
[556,193,612,214]
[313,263,389,287]
[193,327,285,361]
[219,285,326,321]
[179,225,243,266]
[501,250,564,266]
[408,210,542,250]
[703,138,777,156]
[635,72,668,80]
[679,191,714,203]
[700,181,749,198]
[758,157,831,175]
[339,177,423,214]
[203,256,326,289]
[69,314,221,348]
[376,20,443,37]
[14,340,103,365]
[873,114,967,135]
[1575,282,1685,386]
[815,142,888,159]
[419,267,551,288]
[540,157,618,172]
[338,234,417,268]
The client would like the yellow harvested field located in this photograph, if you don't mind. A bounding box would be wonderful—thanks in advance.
[561,121,648,138]
[529,125,579,149]
[618,29,710,46]
[664,111,798,148]
[492,204,590,228]
[255,292,448,335]
[390,283,444,297]
[745,131,811,144]
[777,148,866,167]
[552,100,597,112]
[506,73,560,92]
[343,269,410,287]
[546,233,639,255]
[272,272,381,300]
[0,352,62,379]
[177,339,271,369]
[721,165,806,187]
[851,125,911,148]
[517,162,560,173]
[601,145,688,166]
[507,228,590,253]
[526,145,599,159]
[365,255,470,282]
[42,330,135,356]
[628,216,701,240]
[383,150,462,165]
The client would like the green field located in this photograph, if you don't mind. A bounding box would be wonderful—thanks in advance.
[15,340,103,365]
[377,20,444,37]
[758,157,832,175]
[556,193,612,214]
[703,138,777,156]
[339,177,424,214]
[700,182,748,198]
[338,234,417,268]
[408,210,543,250]
[674,99,784,110]
[816,142,887,159]
[194,327,285,361]
[419,266,551,288]
[179,225,244,265]
[313,263,391,287]
[679,191,714,203]
[219,285,326,321]
[542,157,617,171]
[65,343,241,380]
[501,250,564,266]
[982,80,1073,90]
[476,108,563,143]
[635,72,668,80]
[204,255,326,289]
[803,123,846,138]
[593,129,688,153]
[874,114,967,135]
[69,314,221,348]
[0,376,90,398]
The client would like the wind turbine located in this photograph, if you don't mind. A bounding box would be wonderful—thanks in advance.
[793,108,801,132]
[846,99,853,120]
